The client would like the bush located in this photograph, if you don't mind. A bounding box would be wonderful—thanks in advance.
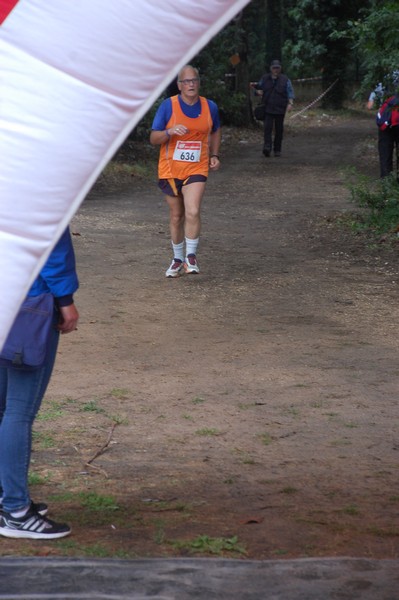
[344,168,399,238]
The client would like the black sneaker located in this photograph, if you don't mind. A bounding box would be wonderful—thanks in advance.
[0,507,71,539]
[263,146,271,157]
[0,500,48,516]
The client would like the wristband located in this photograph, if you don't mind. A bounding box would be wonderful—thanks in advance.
[210,154,220,159]
[165,129,170,138]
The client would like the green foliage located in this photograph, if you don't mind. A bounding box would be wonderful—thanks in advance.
[344,168,399,237]
[333,2,399,99]
[283,0,371,107]
[131,0,386,128]
[193,23,250,126]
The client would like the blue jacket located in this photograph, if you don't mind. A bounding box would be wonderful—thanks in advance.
[28,227,79,306]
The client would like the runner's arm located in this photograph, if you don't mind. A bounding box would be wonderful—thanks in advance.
[209,128,221,171]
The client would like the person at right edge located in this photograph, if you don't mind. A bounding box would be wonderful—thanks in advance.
[0,227,79,540]
[251,59,295,157]
[367,71,399,179]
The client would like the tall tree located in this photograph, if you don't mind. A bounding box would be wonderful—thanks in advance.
[283,0,371,108]
[340,0,399,99]
[266,0,282,65]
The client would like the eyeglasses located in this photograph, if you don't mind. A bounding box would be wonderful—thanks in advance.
[178,78,200,85]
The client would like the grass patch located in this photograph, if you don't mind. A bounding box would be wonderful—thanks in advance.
[145,501,191,514]
[284,406,300,417]
[330,438,352,447]
[55,539,136,558]
[32,431,55,448]
[366,525,399,537]
[238,402,258,410]
[103,161,153,181]
[234,448,256,464]
[195,428,220,436]
[37,400,64,421]
[78,492,119,512]
[271,548,289,555]
[110,388,130,399]
[170,534,247,556]
[28,472,51,486]
[258,433,273,446]
[50,491,119,512]
[80,400,106,414]
[192,396,205,405]
[341,504,360,516]
[182,414,194,421]
[280,486,298,495]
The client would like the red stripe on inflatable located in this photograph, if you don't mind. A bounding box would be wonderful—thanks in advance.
[0,0,19,25]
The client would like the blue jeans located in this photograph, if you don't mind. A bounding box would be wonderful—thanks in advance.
[0,318,59,513]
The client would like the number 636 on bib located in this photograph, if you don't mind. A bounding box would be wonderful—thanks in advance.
[173,141,202,162]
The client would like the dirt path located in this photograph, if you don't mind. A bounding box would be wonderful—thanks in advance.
[4,111,399,559]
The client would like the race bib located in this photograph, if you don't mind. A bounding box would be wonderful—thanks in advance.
[173,141,201,163]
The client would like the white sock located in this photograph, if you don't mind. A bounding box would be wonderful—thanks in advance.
[10,505,30,518]
[172,241,184,262]
[185,237,199,257]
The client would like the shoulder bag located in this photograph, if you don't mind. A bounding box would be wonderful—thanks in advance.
[0,293,55,368]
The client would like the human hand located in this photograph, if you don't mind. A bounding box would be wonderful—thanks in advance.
[209,155,220,171]
[58,303,79,334]
[172,124,188,136]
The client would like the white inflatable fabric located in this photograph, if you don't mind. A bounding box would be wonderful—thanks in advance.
[0,0,249,349]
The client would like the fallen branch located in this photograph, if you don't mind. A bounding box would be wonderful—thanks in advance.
[86,421,118,466]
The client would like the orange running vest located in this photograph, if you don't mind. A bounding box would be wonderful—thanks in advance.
[158,95,213,180]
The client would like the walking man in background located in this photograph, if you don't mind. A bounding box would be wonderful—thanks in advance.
[251,59,295,157]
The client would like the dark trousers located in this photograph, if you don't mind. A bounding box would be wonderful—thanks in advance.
[263,113,285,152]
[378,127,399,178]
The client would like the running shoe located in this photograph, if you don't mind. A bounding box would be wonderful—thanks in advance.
[0,506,71,539]
[165,258,184,278]
[184,254,200,274]
[0,500,48,516]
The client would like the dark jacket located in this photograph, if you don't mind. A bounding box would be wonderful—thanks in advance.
[258,74,289,115]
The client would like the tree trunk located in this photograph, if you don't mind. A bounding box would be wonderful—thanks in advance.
[234,11,253,125]
[266,0,282,64]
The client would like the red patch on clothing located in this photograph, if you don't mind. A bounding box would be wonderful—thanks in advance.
[0,0,19,25]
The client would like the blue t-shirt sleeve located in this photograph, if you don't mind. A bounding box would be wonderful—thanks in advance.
[29,227,79,301]
[151,98,172,131]
[207,99,220,132]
